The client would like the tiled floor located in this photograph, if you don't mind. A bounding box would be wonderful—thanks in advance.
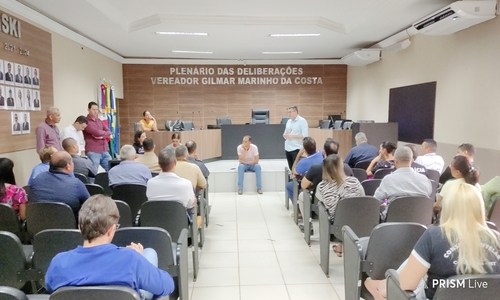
[188,191,345,300]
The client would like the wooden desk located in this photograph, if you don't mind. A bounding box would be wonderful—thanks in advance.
[149,130,221,160]
[308,128,352,159]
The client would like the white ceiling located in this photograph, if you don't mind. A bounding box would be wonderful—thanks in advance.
[16,0,458,62]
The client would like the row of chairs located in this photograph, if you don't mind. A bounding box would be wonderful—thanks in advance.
[352,159,441,183]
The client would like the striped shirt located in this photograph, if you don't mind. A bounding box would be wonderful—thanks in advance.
[317,176,365,221]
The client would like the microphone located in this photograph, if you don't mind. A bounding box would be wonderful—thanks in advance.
[198,110,203,130]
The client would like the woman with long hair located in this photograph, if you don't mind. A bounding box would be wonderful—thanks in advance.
[365,183,500,299]
[434,155,480,213]
[317,154,365,256]
[0,158,28,220]
[133,130,146,154]
[366,141,397,176]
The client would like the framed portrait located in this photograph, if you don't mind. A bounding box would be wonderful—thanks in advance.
[25,88,33,110]
[14,63,23,86]
[11,112,21,135]
[14,87,24,110]
[21,112,30,134]
[33,89,41,110]
[0,85,5,109]
[4,61,14,85]
[23,66,32,87]
[5,87,15,109]
[32,67,40,88]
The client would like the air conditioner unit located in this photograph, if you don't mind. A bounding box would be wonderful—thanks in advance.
[341,49,381,66]
[412,1,497,36]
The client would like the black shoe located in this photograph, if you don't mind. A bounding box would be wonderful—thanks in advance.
[299,223,314,235]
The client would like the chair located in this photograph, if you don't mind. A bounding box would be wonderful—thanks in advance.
[181,121,194,131]
[284,167,291,209]
[74,173,88,184]
[94,173,112,196]
[429,179,439,201]
[23,185,33,202]
[280,117,290,124]
[112,227,188,300]
[291,177,300,225]
[0,286,41,300]
[0,231,39,289]
[318,197,380,276]
[374,168,392,179]
[115,200,133,228]
[32,229,83,276]
[342,121,353,129]
[49,286,140,300]
[303,190,315,245]
[354,160,372,170]
[140,201,199,281]
[385,269,416,300]
[385,196,433,225]
[319,120,331,129]
[251,109,270,124]
[111,184,148,224]
[25,202,76,239]
[486,221,497,231]
[343,222,426,300]
[488,197,500,228]
[426,169,440,183]
[215,117,232,126]
[361,179,382,196]
[85,183,104,196]
[203,177,210,227]
[196,191,207,247]
[0,203,24,241]
[351,168,368,182]
[133,122,140,132]
[151,172,159,178]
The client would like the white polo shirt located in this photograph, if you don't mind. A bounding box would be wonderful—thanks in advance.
[284,115,308,151]
[62,125,85,155]
[146,172,195,209]
[415,153,445,173]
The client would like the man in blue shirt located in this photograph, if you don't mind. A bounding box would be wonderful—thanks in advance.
[344,132,379,168]
[286,137,323,205]
[283,105,309,170]
[45,194,175,299]
[108,145,152,187]
[30,151,90,217]
[27,146,58,185]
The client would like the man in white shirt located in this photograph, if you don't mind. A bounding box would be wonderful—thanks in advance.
[283,105,308,170]
[414,139,445,173]
[147,148,197,213]
[62,116,87,156]
[237,135,262,195]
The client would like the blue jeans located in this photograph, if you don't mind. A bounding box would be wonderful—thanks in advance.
[238,164,262,190]
[87,151,112,172]
[286,181,294,203]
[140,248,158,300]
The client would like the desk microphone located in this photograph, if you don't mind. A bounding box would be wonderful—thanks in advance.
[199,110,203,130]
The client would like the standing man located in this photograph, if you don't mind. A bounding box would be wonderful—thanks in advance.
[62,115,88,156]
[84,101,112,171]
[283,105,308,170]
[35,107,62,152]
[237,135,262,195]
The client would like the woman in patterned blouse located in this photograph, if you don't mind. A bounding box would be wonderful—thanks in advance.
[0,158,28,220]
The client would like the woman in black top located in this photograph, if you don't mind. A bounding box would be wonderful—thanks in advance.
[366,141,397,176]
[133,130,146,154]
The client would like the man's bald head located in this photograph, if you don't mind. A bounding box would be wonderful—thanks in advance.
[50,151,73,174]
[62,137,78,154]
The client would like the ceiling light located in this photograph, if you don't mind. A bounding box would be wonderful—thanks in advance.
[172,50,213,54]
[270,33,320,37]
[156,32,208,36]
[262,51,302,54]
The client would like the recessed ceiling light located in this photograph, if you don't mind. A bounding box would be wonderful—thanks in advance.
[262,51,302,54]
[172,50,213,54]
[270,33,320,37]
[156,32,208,36]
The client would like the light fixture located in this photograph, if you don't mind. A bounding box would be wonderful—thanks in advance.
[270,33,320,37]
[262,51,302,54]
[172,50,213,54]
[156,32,208,36]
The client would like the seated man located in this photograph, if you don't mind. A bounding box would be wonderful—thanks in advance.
[374,146,432,220]
[135,138,161,173]
[405,143,427,176]
[415,139,445,173]
[62,137,97,179]
[28,146,58,185]
[298,138,353,229]
[344,132,379,168]
[30,151,90,217]
[174,145,207,191]
[45,194,174,299]
[237,135,262,195]
[286,137,323,205]
[147,148,197,213]
[185,140,210,178]
[109,145,152,187]
[439,143,476,184]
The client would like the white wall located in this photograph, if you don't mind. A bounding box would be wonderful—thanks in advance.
[346,17,500,183]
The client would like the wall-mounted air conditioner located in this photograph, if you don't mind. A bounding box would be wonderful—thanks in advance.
[341,49,381,66]
[412,1,497,36]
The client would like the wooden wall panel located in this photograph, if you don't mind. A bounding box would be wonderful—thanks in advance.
[120,64,347,145]
[0,12,53,154]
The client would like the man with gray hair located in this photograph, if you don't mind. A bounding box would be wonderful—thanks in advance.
[374,146,432,220]
[344,132,379,167]
[147,148,197,212]
[108,145,151,187]
[35,107,62,152]
[174,145,207,191]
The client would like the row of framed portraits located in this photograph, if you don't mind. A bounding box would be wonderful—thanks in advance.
[0,60,40,88]
[11,111,30,135]
[0,85,41,110]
